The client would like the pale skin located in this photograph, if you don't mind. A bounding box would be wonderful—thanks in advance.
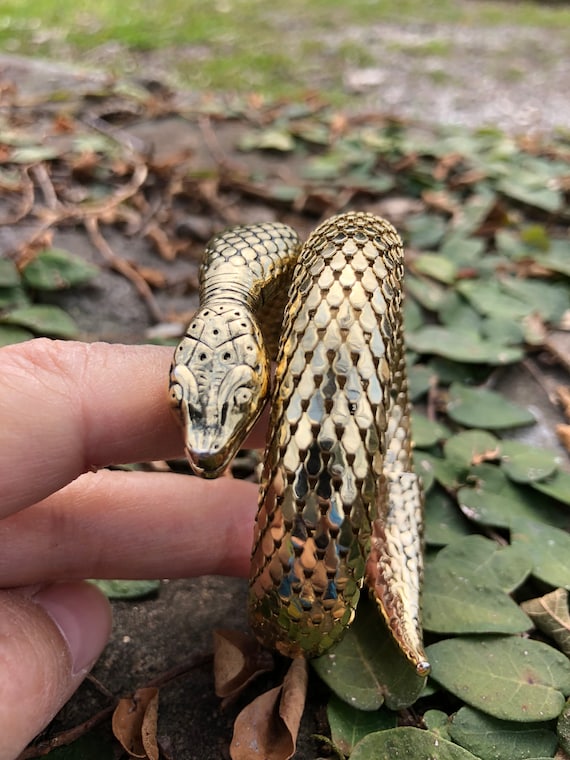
[0,339,259,760]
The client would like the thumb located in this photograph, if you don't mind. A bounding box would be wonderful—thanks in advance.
[0,582,112,760]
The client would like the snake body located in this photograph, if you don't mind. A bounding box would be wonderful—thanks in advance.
[170,212,429,674]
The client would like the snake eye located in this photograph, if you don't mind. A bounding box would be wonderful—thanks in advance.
[234,387,253,408]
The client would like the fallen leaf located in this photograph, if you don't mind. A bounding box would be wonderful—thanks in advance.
[558,386,570,419]
[522,589,570,657]
[557,424,570,454]
[230,658,308,760]
[112,687,159,760]
[213,629,274,702]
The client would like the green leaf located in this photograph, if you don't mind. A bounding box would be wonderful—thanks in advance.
[447,384,535,429]
[0,259,20,287]
[481,316,525,347]
[0,305,80,338]
[416,451,465,491]
[406,275,448,312]
[89,579,160,599]
[407,214,447,249]
[423,564,530,635]
[327,696,396,755]
[531,471,570,506]
[0,325,34,347]
[422,537,531,634]
[438,291,482,331]
[9,145,61,163]
[311,597,426,711]
[521,589,570,658]
[521,225,550,253]
[423,708,452,740]
[449,706,558,760]
[511,519,570,589]
[407,327,523,365]
[431,535,532,594]
[0,284,29,309]
[498,179,562,213]
[500,442,560,484]
[444,430,500,469]
[22,248,99,290]
[427,636,570,721]
[456,279,532,321]
[239,128,295,152]
[425,487,474,546]
[408,364,434,401]
[350,726,479,759]
[458,465,569,531]
[500,278,569,325]
[536,240,570,277]
[558,698,570,755]
[412,413,449,448]
[414,253,457,284]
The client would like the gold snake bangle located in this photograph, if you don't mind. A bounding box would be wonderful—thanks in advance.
[169,211,429,675]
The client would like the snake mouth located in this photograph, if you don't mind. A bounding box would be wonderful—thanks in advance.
[186,446,229,479]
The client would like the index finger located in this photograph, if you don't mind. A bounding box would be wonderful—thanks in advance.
[0,339,264,518]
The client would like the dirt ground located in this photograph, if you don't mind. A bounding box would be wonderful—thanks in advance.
[1,16,569,757]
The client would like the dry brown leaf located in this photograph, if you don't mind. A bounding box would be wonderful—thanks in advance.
[546,332,570,373]
[214,629,274,701]
[557,386,570,420]
[230,658,308,760]
[433,152,462,181]
[112,686,160,760]
[422,189,458,216]
[556,424,570,454]
[524,312,548,345]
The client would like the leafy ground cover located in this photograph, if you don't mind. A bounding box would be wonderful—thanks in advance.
[1,73,569,758]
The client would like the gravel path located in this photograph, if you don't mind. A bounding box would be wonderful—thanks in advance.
[336,21,570,134]
[2,17,569,135]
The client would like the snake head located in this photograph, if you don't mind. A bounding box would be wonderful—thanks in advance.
[169,307,270,478]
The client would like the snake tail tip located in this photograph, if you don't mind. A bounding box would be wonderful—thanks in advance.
[416,660,431,677]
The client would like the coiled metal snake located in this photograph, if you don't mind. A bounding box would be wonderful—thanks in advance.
[169,212,429,674]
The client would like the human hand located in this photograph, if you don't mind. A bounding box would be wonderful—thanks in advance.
[0,339,259,760]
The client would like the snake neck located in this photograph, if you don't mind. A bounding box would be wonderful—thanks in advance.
[170,298,270,477]
[200,222,302,359]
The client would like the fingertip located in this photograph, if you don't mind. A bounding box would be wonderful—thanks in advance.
[33,581,112,676]
[0,582,112,760]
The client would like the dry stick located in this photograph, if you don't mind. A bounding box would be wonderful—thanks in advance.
[146,652,213,689]
[0,166,35,227]
[84,216,164,323]
[30,163,60,211]
[19,653,213,759]
[3,161,149,258]
[16,704,117,760]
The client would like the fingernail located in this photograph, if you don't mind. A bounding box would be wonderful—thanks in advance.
[33,582,112,676]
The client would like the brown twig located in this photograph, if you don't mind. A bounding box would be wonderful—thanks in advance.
[19,652,213,759]
[16,703,116,759]
[84,216,164,322]
[0,167,35,227]
[30,164,60,211]
[146,652,213,689]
